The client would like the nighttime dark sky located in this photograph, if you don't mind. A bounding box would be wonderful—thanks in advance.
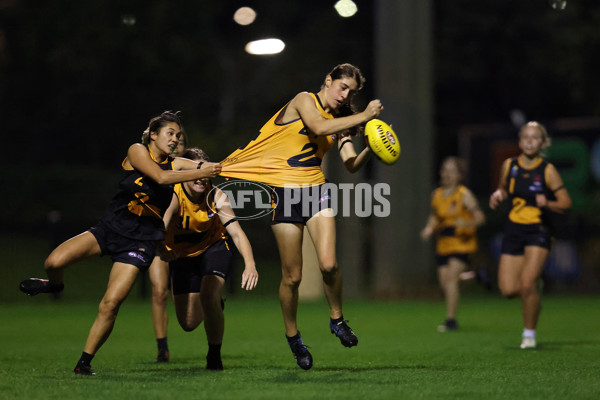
[0,0,598,167]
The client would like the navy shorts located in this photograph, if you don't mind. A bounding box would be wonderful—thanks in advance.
[89,224,157,270]
[435,253,471,268]
[271,184,332,225]
[170,239,233,295]
[501,221,552,255]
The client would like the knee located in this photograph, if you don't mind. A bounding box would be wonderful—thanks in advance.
[498,282,520,298]
[501,290,519,299]
[44,253,65,270]
[98,297,122,320]
[281,263,302,288]
[320,260,338,278]
[281,272,302,288]
[200,292,220,309]
[179,322,197,332]
[439,274,459,287]
[152,285,169,305]
[178,315,201,332]
[520,282,538,297]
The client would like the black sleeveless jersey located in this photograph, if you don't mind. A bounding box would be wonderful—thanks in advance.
[505,156,556,226]
[100,153,175,241]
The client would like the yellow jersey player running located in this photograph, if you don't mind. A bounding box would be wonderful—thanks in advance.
[421,157,485,332]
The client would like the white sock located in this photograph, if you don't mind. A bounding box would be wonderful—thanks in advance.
[523,328,536,338]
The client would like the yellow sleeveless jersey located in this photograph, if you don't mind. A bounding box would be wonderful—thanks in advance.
[503,156,553,225]
[431,185,477,255]
[220,93,337,187]
[164,183,227,258]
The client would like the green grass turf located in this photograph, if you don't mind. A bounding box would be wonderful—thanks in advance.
[1,295,599,400]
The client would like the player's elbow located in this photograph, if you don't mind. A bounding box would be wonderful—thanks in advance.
[343,158,359,173]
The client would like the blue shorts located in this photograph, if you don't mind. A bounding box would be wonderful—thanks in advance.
[501,221,552,255]
[170,239,233,295]
[271,184,332,225]
[89,223,157,270]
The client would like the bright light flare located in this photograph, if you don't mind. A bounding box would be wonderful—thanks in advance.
[334,0,358,18]
[233,7,257,25]
[245,38,285,55]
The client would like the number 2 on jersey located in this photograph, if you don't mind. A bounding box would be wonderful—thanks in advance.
[287,128,321,167]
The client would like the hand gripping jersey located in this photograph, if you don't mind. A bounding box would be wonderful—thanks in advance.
[99,150,175,241]
[502,156,556,225]
[431,185,477,256]
[164,183,227,258]
[220,93,337,187]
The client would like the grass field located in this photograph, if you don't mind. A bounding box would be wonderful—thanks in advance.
[1,294,599,400]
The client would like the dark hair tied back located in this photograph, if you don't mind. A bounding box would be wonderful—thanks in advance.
[141,110,183,145]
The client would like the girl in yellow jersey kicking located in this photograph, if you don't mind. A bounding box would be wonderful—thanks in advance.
[421,157,485,332]
[220,63,383,370]
[489,121,571,349]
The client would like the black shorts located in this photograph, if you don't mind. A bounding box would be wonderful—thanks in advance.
[271,184,332,225]
[89,224,157,270]
[501,221,552,255]
[435,253,471,267]
[170,239,233,295]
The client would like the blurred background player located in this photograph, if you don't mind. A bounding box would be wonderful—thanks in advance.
[19,111,222,375]
[150,147,258,369]
[421,156,485,332]
[220,63,383,370]
[489,121,571,349]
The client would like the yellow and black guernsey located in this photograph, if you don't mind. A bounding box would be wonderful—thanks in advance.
[164,183,226,258]
[220,93,337,187]
[431,185,477,256]
[502,156,556,225]
[99,151,174,241]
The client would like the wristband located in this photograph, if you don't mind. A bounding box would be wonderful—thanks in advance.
[223,218,238,228]
[339,139,353,151]
[196,161,204,169]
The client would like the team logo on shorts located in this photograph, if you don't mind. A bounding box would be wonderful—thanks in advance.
[128,252,147,263]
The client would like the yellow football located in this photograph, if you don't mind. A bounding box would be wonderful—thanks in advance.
[365,119,401,165]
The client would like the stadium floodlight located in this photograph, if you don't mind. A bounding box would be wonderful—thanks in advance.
[245,38,285,55]
[548,0,567,10]
[121,14,136,26]
[334,0,358,18]
[233,7,257,25]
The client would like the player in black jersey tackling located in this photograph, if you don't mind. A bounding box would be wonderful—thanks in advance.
[19,111,222,375]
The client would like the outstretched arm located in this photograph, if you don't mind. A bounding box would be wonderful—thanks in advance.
[215,190,258,291]
[127,143,222,185]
